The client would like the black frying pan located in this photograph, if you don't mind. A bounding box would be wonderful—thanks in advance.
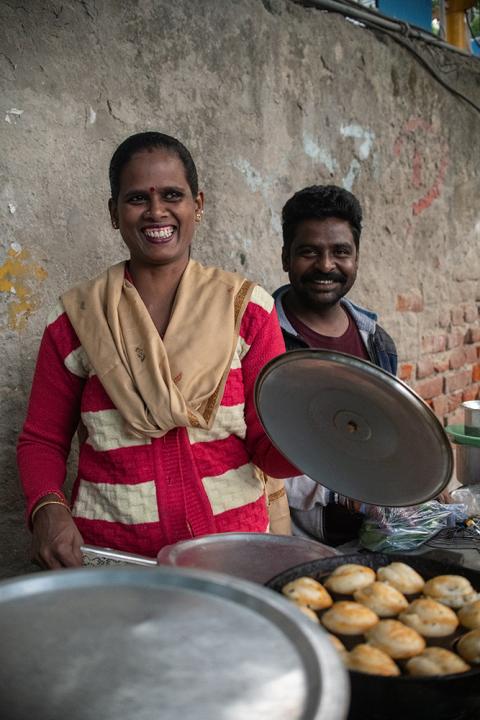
[266,553,480,720]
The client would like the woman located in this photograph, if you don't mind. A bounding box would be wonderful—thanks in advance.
[17,132,296,569]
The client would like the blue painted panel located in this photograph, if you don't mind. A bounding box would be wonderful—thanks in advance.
[377,0,432,32]
[471,38,480,57]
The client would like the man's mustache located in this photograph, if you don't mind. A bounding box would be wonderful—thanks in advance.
[302,272,346,284]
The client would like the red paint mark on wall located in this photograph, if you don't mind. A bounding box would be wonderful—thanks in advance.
[411,149,423,189]
[412,156,449,216]
[394,116,449,216]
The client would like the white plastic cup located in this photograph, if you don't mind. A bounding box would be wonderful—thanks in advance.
[463,400,480,437]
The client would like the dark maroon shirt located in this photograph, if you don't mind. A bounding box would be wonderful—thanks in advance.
[284,303,370,361]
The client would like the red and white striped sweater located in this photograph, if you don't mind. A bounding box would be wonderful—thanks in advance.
[17,284,297,556]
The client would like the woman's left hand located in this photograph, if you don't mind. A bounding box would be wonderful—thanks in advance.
[435,490,452,504]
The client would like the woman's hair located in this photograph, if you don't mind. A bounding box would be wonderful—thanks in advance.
[282,185,362,251]
[109,132,199,202]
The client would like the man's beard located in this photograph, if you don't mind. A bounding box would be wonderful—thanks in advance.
[296,271,349,310]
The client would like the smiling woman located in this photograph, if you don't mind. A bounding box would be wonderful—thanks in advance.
[17,132,298,570]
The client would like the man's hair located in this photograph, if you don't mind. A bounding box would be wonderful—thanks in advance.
[109,131,198,203]
[282,185,362,251]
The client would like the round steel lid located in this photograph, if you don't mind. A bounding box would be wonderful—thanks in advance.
[0,567,349,720]
[255,350,453,506]
[156,532,339,583]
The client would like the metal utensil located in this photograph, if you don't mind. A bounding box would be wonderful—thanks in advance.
[0,566,350,720]
[81,533,339,582]
[255,350,453,506]
[156,532,339,583]
[81,544,158,566]
[446,425,480,486]
[463,399,480,437]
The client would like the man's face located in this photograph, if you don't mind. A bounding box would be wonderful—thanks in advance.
[282,217,359,311]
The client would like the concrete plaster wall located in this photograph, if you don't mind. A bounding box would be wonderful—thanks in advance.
[0,0,479,578]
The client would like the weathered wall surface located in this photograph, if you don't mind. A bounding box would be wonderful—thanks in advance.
[1,0,479,577]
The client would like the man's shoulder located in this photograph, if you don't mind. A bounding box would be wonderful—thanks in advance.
[342,298,378,331]
[373,323,397,352]
[272,284,289,301]
[343,299,397,373]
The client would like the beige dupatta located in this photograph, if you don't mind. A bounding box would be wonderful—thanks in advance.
[62,259,254,438]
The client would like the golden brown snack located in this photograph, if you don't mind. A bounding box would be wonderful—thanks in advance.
[282,576,333,610]
[458,600,480,630]
[346,643,401,676]
[376,562,425,595]
[406,647,470,676]
[353,581,408,618]
[297,605,320,623]
[457,629,480,664]
[365,619,426,659]
[326,633,347,656]
[399,598,459,637]
[423,575,477,609]
[321,601,379,635]
[324,564,376,595]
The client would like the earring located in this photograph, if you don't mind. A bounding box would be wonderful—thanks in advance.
[195,210,203,223]
[112,221,118,229]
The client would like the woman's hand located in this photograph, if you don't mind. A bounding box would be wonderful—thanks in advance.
[435,490,452,504]
[32,502,84,569]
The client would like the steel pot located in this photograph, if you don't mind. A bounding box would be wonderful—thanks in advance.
[266,553,480,720]
[446,425,480,486]
[463,400,480,438]
[455,444,480,486]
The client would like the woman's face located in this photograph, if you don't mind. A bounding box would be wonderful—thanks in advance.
[109,148,203,269]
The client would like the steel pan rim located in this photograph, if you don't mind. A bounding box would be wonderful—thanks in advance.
[157,531,341,556]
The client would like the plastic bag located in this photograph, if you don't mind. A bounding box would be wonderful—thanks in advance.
[358,501,468,553]
[451,485,480,517]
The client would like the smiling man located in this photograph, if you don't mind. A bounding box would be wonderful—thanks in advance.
[274,185,397,545]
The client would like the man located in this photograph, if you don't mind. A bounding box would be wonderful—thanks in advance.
[274,185,397,545]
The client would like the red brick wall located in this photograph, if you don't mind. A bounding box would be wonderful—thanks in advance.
[397,298,480,427]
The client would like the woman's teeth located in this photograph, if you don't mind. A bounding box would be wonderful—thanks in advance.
[144,227,175,239]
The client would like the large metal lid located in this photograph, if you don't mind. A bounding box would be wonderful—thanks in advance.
[255,350,453,506]
[156,532,339,583]
[0,566,349,720]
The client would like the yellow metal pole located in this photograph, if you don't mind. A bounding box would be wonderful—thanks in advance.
[445,0,476,50]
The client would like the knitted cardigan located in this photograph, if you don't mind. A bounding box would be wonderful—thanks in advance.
[17,285,296,556]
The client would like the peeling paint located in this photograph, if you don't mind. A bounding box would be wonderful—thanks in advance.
[233,158,269,194]
[340,124,375,160]
[233,159,281,235]
[5,108,23,124]
[0,247,48,330]
[342,158,360,192]
[302,132,337,174]
[88,106,96,124]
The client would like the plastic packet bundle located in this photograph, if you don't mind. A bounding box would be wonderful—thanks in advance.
[451,485,480,517]
[358,501,468,552]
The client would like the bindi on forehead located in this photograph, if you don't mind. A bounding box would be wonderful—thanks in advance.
[149,186,155,193]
